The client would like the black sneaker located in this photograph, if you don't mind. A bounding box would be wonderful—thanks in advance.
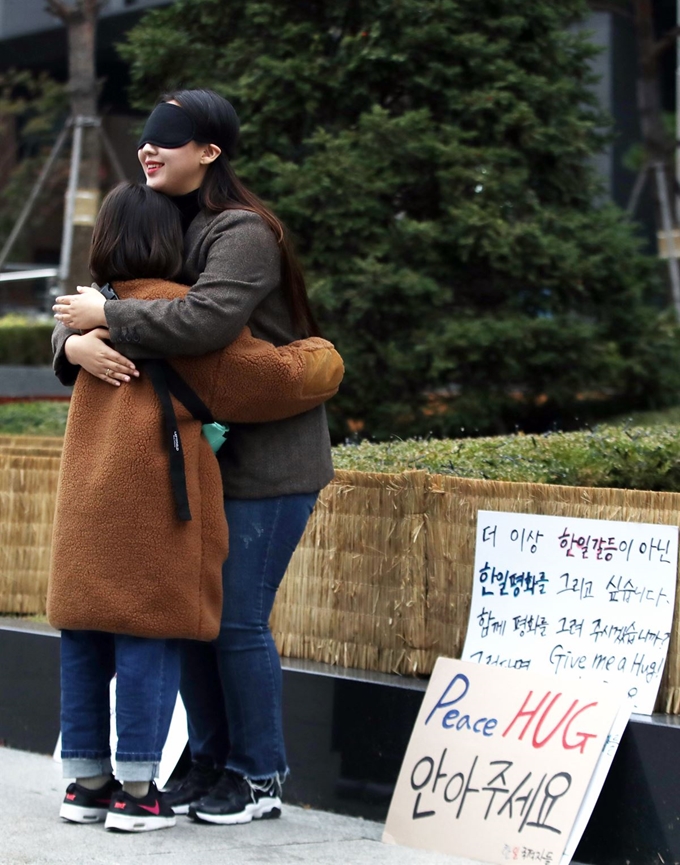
[59,776,122,824]
[104,782,176,832]
[189,769,282,824]
[163,761,222,815]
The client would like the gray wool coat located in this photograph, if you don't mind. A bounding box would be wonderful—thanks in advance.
[52,208,335,498]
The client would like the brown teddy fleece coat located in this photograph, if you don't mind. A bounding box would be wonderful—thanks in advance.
[47,278,343,641]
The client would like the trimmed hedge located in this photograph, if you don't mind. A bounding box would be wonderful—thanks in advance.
[0,401,69,436]
[333,426,680,492]
[0,316,54,365]
[4,399,680,493]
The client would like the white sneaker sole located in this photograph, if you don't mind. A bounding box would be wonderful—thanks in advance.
[104,811,176,832]
[59,802,108,823]
[192,797,282,825]
[169,802,191,815]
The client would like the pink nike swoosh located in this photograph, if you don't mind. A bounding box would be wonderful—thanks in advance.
[139,801,161,815]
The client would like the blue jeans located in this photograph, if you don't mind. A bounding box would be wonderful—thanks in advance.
[60,630,180,781]
[179,492,318,781]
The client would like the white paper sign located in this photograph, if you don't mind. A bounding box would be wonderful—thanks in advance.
[383,657,625,864]
[462,511,679,714]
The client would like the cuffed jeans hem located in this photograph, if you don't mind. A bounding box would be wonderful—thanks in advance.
[115,760,159,782]
[62,756,113,780]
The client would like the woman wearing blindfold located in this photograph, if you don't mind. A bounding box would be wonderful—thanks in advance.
[52,90,335,826]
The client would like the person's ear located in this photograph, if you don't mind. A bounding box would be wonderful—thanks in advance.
[200,144,222,164]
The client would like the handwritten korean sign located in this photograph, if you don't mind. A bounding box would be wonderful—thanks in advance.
[383,658,624,864]
[462,511,679,714]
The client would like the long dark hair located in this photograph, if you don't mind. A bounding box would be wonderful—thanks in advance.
[90,183,183,284]
[163,88,321,338]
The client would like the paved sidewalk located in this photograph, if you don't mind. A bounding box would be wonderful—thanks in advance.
[0,747,481,865]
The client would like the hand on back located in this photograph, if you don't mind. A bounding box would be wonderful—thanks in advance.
[64,328,139,387]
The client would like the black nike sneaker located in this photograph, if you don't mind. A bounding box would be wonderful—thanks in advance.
[104,782,176,832]
[189,769,282,825]
[59,776,122,823]
[163,761,222,815]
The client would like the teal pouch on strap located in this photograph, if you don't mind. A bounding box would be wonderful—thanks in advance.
[202,421,229,454]
[144,358,229,521]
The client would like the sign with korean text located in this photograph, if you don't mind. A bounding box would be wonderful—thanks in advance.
[383,658,624,864]
[462,511,679,714]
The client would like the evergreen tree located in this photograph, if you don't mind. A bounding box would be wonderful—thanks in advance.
[120,0,680,440]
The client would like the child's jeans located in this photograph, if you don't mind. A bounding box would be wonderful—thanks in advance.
[60,629,180,782]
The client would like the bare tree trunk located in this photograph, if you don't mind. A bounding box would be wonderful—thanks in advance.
[581,2,680,312]
[594,1,680,210]
[634,2,671,201]
[632,0,680,317]
[46,0,102,290]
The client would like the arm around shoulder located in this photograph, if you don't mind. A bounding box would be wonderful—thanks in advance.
[105,211,281,357]
[206,329,344,422]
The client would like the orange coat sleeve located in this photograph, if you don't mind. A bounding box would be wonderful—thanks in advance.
[202,328,344,422]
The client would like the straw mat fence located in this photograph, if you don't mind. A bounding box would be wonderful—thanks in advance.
[3,437,680,712]
[0,436,63,614]
[272,470,680,713]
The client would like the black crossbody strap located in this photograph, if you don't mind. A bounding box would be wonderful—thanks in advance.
[143,359,193,522]
[159,360,215,425]
[103,293,209,522]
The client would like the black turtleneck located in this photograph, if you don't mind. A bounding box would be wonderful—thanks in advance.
[171,188,202,234]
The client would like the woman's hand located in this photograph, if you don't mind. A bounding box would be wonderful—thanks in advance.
[64,329,140,387]
[53,286,107,330]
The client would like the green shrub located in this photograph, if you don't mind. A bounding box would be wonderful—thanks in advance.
[6,402,680,494]
[0,316,54,365]
[121,0,680,441]
[609,405,680,428]
[0,400,69,435]
[333,425,680,492]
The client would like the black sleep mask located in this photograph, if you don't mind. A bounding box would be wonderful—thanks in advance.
[137,103,198,150]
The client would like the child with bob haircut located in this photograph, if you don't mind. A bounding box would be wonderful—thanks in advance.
[49,181,342,833]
